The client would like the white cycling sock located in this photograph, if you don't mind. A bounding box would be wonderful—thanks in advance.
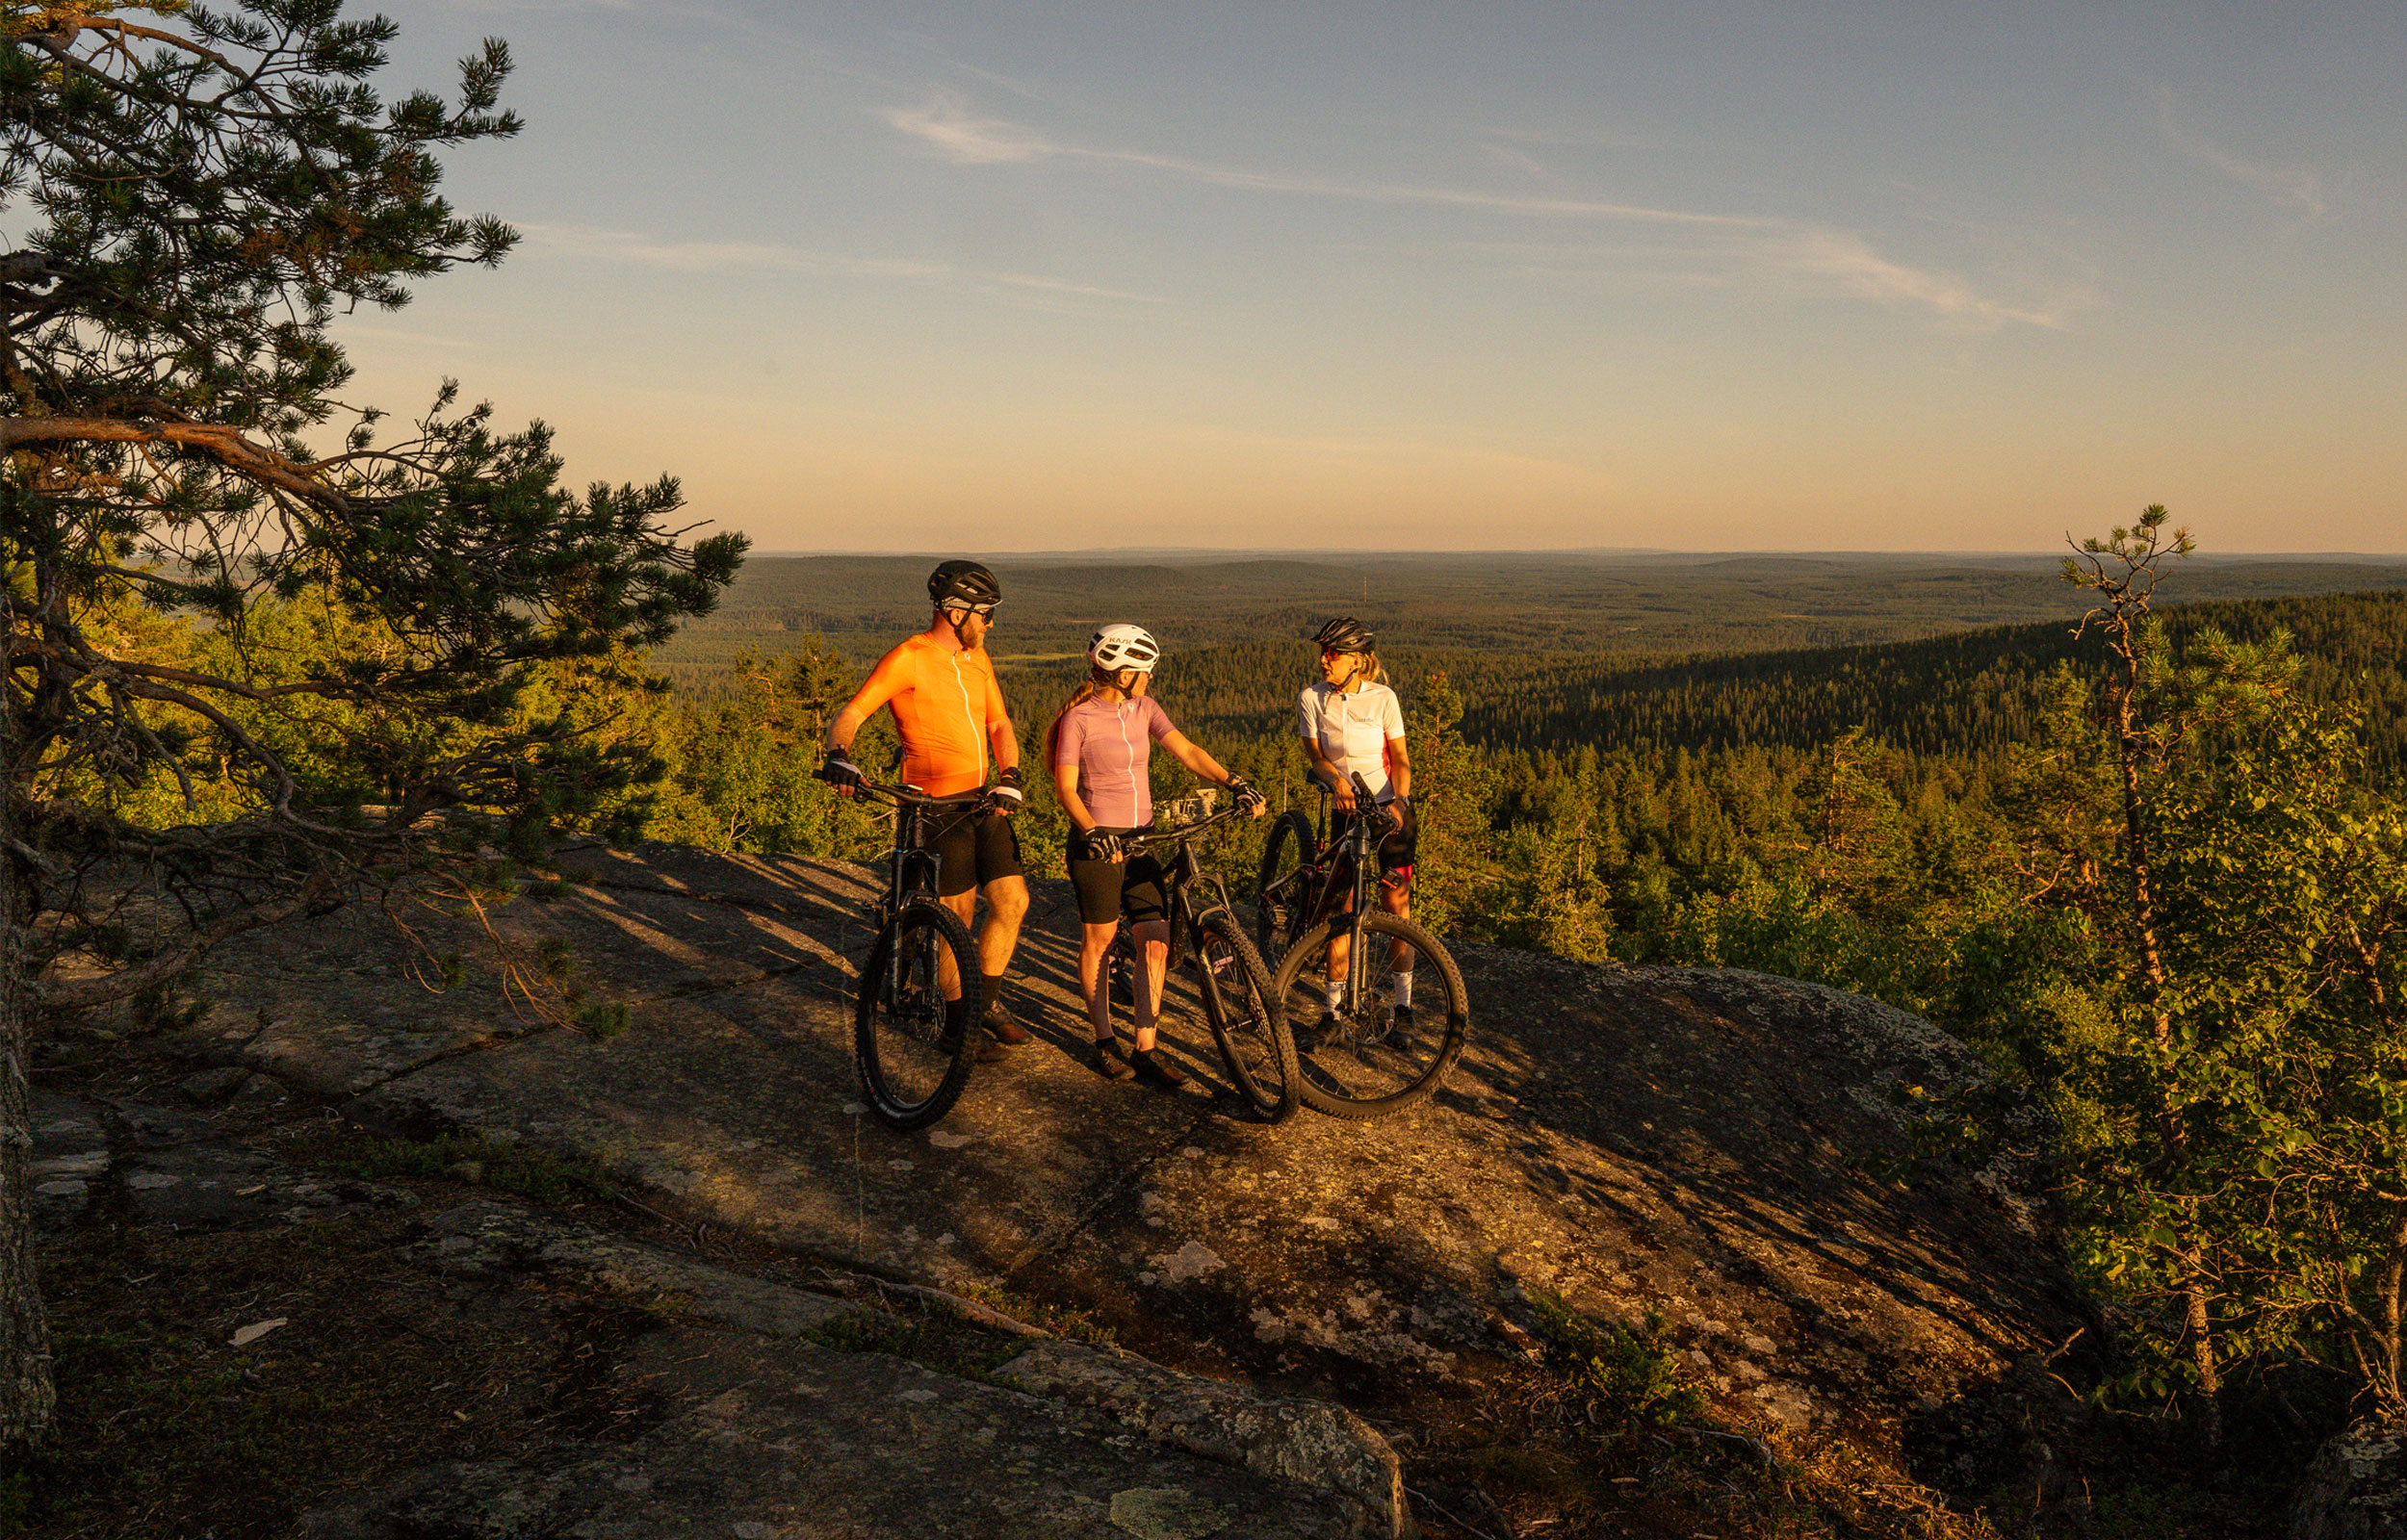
[1324,980,1344,1014]
[1393,970,1413,1008]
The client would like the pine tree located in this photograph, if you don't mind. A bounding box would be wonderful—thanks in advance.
[0,1,742,1447]
[1401,670,1495,937]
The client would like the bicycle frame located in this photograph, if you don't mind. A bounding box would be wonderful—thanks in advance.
[1295,775,1399,1012]
[1114,800,1251,978]
[857,782,982,1006]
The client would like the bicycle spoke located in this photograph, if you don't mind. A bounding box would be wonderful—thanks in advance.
[1276,912,1467,1119]
[856,902,980,1129]
[1194,911,1296,1122]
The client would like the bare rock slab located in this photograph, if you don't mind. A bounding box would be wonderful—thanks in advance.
[29,1090,110,1230]
[182,841,2090,1475]
[2294,1424,2407,1540]
[416,1198,866,1339]
[305,1329,1370,1540]
[995,1338,1409,1539]
[414,1200,1411,1534]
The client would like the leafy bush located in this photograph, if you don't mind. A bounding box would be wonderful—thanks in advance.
[1527,1293,1705,1431]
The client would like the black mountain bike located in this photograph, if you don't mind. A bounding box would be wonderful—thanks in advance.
[1258,774,1468,1119]
[836,779,988,1130]
[1108,791,1300,1122]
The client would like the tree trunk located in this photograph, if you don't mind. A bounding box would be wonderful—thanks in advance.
[1,661,56,1448]
[2181,1240,2222,1448]
[2370,1205,2407,1419]
[2111,682,2173,1044]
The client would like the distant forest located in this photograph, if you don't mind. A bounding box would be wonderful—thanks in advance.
[659,551,2407,685]
[983,587,2407,775]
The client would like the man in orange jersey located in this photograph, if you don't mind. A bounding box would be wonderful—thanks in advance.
[821,560,1033,1060]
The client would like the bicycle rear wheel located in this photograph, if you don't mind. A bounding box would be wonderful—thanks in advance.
[1274,912,1468,1120]
[1255,808,1315,961]
[855,898,983,1130]
[1192,910,1298,1123]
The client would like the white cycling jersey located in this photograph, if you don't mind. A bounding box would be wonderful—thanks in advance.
[1297,680,1405,803]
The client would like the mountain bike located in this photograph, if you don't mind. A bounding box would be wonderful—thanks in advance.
[830,779,989,1130]
[1263,774,1468,1119]
[1106,790,1300,1123]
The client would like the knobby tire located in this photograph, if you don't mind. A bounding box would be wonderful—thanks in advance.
[1274,911,1468,1120]
[1255,808,1315,961]
[855,897,984,1131]
[1192,910,1299,1124]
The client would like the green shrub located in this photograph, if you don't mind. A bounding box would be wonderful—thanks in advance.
[1528,1292,1705,1429]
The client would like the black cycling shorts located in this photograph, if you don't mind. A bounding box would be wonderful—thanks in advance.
[924,808,1024,897]
[1333,800,1418,879]
[1068,828,1168,926]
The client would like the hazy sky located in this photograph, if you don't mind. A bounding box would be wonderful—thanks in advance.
[349,2,2407,553]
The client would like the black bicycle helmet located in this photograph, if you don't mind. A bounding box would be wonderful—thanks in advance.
[1313,615,1375,654]
[927,559,1002,609]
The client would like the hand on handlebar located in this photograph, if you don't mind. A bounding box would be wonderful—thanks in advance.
[818,748,866,799]
[983,764,1025,816]
[1226,775,1266,817]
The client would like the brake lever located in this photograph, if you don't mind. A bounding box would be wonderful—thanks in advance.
[1348,772,1398,831]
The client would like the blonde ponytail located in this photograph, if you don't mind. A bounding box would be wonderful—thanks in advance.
[1046,666,1118,770]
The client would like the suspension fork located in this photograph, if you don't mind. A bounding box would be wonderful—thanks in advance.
[1314,838,1380,1008]
[1346,860,1378,1008]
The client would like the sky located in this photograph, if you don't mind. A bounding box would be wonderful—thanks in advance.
[347,2,2407,553]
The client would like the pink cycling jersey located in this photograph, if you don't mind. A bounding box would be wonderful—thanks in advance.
[1054,695,1176,827]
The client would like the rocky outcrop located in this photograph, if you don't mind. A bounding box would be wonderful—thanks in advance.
[994,1338,1407,1538]
[2293,1424,2407,1540]
[302,1331,1369,1540]
[32,1093,1417,1540]
[96,836,2095,1531]
[29,1088,417,1232]
[406,1199,1416,1536]
[416,1198,867,1340]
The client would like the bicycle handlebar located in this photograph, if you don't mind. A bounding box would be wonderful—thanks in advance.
[820,774,984,812]
[1120,800,1255,853]
[1310,771,1398,820]
[1345,772,1401,834]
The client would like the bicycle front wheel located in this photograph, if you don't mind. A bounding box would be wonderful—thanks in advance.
[855,898,983,1130]
[1274,912,1468,1120]
[1192,910,1298,1124]
[1255,808,1315,960]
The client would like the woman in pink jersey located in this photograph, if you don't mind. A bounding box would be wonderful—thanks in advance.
[1049,624,1263,1086]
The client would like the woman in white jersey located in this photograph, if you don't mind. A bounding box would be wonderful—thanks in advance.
[1295,616,1415,1053]
[1050,625,1265,1086]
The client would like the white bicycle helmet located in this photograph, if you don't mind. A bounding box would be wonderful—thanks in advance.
[1088,623,1160,674]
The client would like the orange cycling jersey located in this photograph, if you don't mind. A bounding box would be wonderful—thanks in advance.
[843,632,1010,797]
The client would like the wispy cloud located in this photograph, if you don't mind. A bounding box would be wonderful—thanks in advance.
[522,223,1165,305]
[2154,87,2328,218]
[884,91,1756,226]
[1767,226,2089,330]
[884,91,2085,331]
[1493,231,2094,332]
